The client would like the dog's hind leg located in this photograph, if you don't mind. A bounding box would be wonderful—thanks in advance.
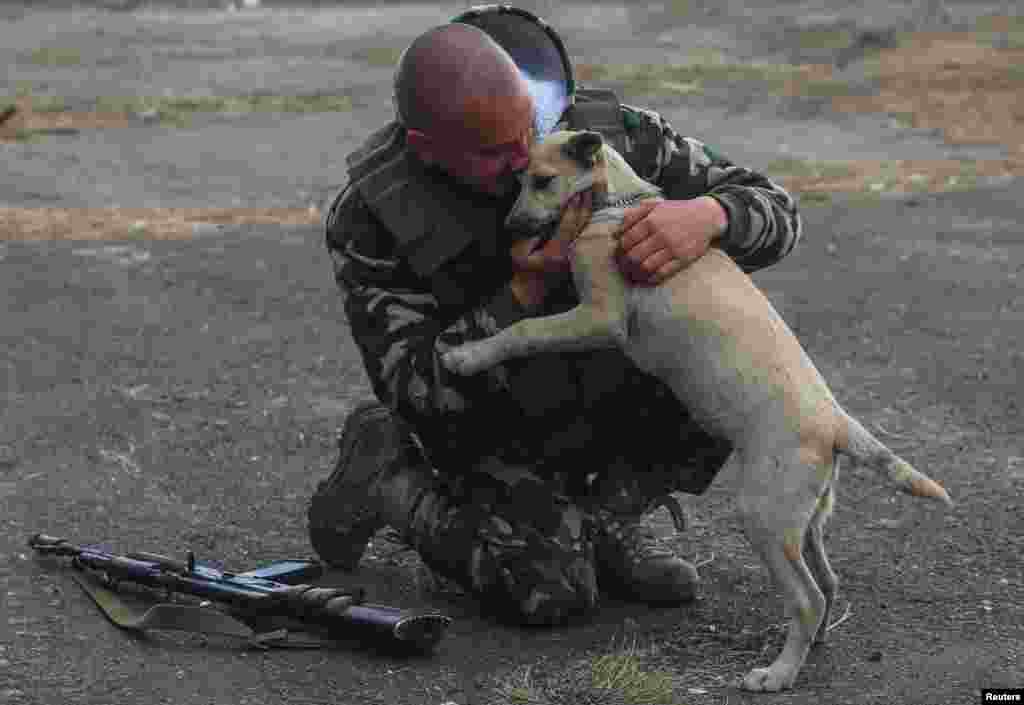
[736,452,828,692]
[803,467,838,644]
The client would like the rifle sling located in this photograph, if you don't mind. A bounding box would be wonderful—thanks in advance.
[71,572,328,649]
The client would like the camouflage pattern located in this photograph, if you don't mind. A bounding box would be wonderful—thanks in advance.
[407,456,599,625]
[323,99,800,623]
[611,102,802,272]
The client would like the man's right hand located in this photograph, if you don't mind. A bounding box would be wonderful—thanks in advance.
[509,190,593,309]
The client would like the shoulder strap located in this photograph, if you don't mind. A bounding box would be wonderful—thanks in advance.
[345,123,479,278]
[564,89,665,182]
[564,88,629,155]
[343,124,514,316]
[70,571,327,648]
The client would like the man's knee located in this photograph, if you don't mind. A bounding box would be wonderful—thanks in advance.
[478,537,599,626]
[413,496,599,626]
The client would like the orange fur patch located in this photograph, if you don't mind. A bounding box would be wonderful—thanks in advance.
[912,476,952,504]
[783,530,803,562]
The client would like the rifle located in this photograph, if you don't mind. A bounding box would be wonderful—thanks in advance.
[28,533,451,653]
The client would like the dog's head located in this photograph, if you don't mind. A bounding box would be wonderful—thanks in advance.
[504,130,607,233]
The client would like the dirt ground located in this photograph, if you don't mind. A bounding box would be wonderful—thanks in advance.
[1,2,1022,704]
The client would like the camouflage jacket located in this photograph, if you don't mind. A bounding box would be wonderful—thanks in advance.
[325,99,802,486]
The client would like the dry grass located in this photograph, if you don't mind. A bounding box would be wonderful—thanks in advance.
[770,157,1017,200]
[94,93,353,127]
[576,53,840,99]
[492,636,677,705]
[0,92,353,140]
[349,46,404,67]
[0,206,321,241]
[28,46,81,66]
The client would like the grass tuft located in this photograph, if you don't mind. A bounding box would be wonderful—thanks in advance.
[795,28,857,50]
[491,636,676,705]
[798,191,835,206]
[765,157,857,182]
[350,46,404,67]
[9,129,43,143]
[29,46,81,66]
[667,0,690,17]
[94,93,353,126]
[30,95,68,113]
[974,14,1024,48]
[591,651,675,704]
[578,51,845,98]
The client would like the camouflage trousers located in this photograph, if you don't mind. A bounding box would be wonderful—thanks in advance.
[403,401,732,626]
[407,456,599,625]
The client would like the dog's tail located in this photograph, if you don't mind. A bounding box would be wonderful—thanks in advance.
[835,410,954,507]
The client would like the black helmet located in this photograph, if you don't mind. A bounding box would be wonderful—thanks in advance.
[450,5,575,138]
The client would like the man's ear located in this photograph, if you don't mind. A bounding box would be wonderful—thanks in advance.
[405,128,437,165]
[563,131,604,168]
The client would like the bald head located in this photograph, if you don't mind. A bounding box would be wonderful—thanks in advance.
[394,23,534,147]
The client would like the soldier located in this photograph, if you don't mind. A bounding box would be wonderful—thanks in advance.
[310,6,801,625]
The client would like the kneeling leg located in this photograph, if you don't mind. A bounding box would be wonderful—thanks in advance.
[409,465,599,625]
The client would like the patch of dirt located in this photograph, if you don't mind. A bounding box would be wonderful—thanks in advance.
[805,25,1024,192]
[831,31,1024,155]
[585,21,1024,197]
[0,206,321,240]
[0,95,135,139]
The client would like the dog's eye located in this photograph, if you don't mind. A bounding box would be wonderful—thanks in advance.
[532,175,555,190]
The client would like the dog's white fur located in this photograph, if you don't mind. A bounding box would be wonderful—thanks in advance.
[441,130,952,692]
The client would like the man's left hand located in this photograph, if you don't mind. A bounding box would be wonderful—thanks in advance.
[615,196,728,286]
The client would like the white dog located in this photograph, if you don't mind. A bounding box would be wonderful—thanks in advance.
[442,130,953,692]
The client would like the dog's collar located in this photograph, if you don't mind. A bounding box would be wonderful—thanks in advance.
[587,191,660,226]
[594,190,658,212]
[527,190,658,252]
[601,192,647,208]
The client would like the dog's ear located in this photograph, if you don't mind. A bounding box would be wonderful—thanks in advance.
[563,131,604,168]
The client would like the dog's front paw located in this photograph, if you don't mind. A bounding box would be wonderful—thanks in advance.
[740,665,796,692]
[442,343,490,376]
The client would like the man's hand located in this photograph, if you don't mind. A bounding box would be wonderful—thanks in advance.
[509,190,593,309]
[615,196,728,286]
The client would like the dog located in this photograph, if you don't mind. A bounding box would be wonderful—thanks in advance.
[441,130,953,692]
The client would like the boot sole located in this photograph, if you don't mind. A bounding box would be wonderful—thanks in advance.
[307,401,394,571]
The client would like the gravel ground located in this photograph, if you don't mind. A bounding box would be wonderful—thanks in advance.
[1,2,1021,704]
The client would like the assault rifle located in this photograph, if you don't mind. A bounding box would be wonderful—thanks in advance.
[28,533,451,653]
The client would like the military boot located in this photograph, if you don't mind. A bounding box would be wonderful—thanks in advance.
[307,401,435,571]
[593,494,699,605]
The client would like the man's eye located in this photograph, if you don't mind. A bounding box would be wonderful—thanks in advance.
[533,175,555,190]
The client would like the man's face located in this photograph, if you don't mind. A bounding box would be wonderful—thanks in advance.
[409,90,535,197]
[445,125,533,197]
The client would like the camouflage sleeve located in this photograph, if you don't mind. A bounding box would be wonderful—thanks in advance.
[621,104,803,272]
[324,184,532,465]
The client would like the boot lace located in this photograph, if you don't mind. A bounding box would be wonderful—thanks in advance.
[598,494,687,562]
